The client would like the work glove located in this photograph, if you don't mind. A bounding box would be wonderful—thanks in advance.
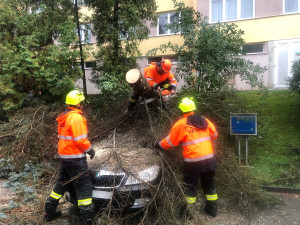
[87,148,96,160]
[153,140,161,149]
[153,84,161,91]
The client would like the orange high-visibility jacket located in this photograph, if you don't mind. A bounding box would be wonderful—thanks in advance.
[144,63,177,90]
[56,107,92,159]
[159,112,218,162]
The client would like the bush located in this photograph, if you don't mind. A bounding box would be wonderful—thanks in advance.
[289,60,300,94]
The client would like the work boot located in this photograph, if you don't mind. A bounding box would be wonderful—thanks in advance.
[44,197,61,222]
[84,219,94,225]
[205,203,218,217]
[80,203,95,225]
[44,210,62,222]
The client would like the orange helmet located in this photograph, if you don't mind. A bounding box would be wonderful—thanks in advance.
[161,59,172,72]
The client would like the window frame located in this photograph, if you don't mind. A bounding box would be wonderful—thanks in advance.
[73,0,86,6]
[77,24,92,44]
[157,11,180,36]
[84,61,96,69]
[147,56,178,65]
[210,0,255,23]
[283,0,300,14]
[242,43,265,54]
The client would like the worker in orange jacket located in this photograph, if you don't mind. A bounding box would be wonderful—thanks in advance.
[153,97,219,217]
[44,90,95,225]
[127,59,177,112]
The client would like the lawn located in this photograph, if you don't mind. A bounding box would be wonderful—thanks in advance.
[236,90,300,187]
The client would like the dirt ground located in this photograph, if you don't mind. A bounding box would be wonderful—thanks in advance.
[0,178,299,224]
[0,179,16,209]
[197,192,300,225]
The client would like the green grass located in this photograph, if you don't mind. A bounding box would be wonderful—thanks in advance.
[236,90,300,187]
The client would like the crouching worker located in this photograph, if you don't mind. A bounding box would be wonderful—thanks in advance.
[153,97,219,217]
[44,90,96,225]
[127,59,177,112]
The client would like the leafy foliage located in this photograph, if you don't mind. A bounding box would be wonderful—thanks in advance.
[0,0,81,118]
[84,0,157,102]
[289,59,300,94]
[147,0,266,92]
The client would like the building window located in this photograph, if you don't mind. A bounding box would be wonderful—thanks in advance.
[211,0,254,22]
[147,56,177,65]
[226,0,237,20]
[148,57,162,64]
[284,0,299,13]
[73,0,86,6]
[242,43,264,54]
[118,22,136,40]
[85,61,96,69]
[77,24,91,44]
[158,12,179,35]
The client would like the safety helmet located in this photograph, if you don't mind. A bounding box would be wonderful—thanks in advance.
[65,90,85,105]
[179,97,196,113]
[161,59,172,72]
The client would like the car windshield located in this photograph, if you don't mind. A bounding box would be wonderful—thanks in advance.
[87,143,160,175]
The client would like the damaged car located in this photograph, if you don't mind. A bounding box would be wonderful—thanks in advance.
[66,144,161,212]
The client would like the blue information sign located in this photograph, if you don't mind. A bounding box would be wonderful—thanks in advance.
[230,114,257,136]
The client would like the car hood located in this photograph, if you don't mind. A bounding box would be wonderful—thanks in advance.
[87,143,161,174]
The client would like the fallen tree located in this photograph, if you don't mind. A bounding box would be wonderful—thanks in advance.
[0,90,279,224]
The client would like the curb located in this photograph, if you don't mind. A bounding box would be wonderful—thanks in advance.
[262,185,300,194]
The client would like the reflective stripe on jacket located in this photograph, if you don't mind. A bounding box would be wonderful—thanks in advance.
[56,107,92,159]
[160,112,218,162]
[144,64,177,90]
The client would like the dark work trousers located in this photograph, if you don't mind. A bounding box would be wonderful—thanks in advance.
[183,157,218,216]
[183,171,216,199]
[183,170,218,216]
[45,157,95,221]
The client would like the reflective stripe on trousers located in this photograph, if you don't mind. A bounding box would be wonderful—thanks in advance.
[186,196,196,204]
[206,193,218,201]
[78,198,93,206]
[50,191,62,200]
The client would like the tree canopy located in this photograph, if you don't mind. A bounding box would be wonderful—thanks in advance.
[0,0,81,118]
[84,0,157,102]
[147,0,266,92]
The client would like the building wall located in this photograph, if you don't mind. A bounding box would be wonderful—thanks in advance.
[195,0,300,90]
[75,68,100,94]
[235,15,300,43]
[79,0,300,93]
[255,0,282,17]
[197,0,209,16]
[235,53,269,90]
[156,0,193,12]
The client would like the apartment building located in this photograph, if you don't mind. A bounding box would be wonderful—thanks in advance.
[77,0,300,93]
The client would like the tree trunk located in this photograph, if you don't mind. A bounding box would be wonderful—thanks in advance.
[74,0,87,98]
[125,68,156,98]
[113,1,120,60]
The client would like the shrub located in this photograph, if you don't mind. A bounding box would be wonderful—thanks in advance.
[289,60,300,94]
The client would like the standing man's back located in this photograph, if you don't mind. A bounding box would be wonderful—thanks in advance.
[44,90,96,225]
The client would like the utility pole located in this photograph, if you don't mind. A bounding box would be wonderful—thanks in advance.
[74,0,87,98]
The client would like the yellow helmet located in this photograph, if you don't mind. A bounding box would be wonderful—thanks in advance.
[179,97,196,113]
[65,90,85,105]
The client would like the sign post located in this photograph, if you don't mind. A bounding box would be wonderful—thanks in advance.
[230,114,257,164]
